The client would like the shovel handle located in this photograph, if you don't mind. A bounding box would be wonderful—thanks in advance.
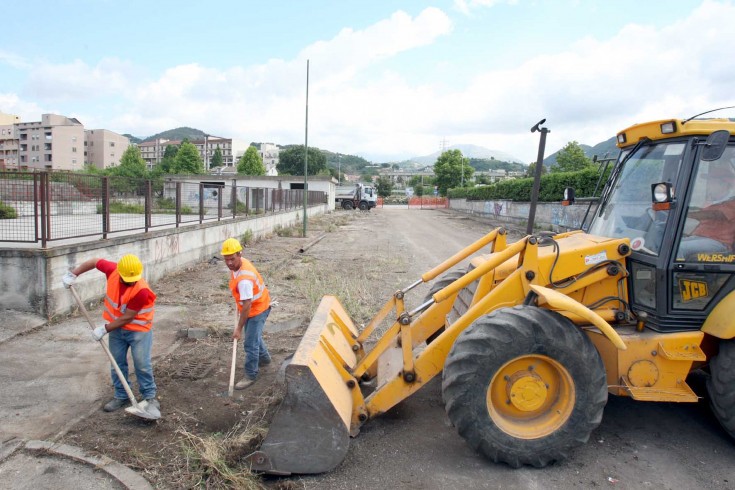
[69,285,142,411]
[228,338,238,397]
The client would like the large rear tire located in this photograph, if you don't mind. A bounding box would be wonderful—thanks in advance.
[442,306,607,468]
[342,200,353,210]
[423,270,465,344]
[359,201,369,210]
[707,339,735,439]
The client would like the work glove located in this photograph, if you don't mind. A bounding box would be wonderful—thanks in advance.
[62,271,77,289]
[92,324,108,341]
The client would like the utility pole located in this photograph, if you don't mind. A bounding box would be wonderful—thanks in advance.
[527,119,549,235]
[303,60,309,237]
[338,154,341,184]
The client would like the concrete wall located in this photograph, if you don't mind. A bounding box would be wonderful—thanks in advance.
[449,198,591,232]
[0,204,328,319]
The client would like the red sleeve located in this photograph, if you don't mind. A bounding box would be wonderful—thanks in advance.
[96,259,117,278]
[126,289,152,312]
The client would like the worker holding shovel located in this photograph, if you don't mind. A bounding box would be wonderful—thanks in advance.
[63,254,159,413]
[221,238,272,389]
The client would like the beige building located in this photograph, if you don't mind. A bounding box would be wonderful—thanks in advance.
[16,114,85,171]
[84,129,130,170]
[0,111,21,170]
[138,138,174,170]
[192,136,250,170]
[258,142,280,176]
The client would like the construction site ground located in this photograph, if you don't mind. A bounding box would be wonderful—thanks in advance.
[1,207,734,489]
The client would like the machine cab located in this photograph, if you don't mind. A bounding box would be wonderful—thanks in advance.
[585,119,735,331]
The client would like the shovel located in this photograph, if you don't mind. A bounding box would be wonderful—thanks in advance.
[228,338,237,397]
[69,285,161,421]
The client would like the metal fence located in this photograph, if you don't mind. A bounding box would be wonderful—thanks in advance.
[0,171,326,247]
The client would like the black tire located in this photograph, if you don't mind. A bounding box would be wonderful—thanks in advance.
[707,339,735,439]
[442,306,607,468]
[423,270,465,344]
[342,201,353,210]
[359,201,369,210]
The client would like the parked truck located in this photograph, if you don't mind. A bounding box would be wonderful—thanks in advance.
[335,183,377,210]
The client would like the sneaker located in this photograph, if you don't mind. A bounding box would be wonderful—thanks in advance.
[104,398,130,412]
[235,378,256,390]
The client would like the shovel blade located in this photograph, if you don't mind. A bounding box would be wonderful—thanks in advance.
[246,295,359,475]
[125,400,161,420]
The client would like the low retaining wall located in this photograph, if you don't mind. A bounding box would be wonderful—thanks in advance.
[449,198,590,232]
[0,204,328,319]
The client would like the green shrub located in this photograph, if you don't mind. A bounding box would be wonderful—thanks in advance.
[0,201,17,219]
[241,229,254,245]
[96,201,145,214]
[449,167,610,202]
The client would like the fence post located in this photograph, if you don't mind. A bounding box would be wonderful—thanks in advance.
[33,173,40,244]
[175,182,181,228]
[145,180,152,232]
[245,187,250,216]
[231,179,237,218]
[102,176,110,239]
[39,172,48,247]
[199,182,204,224]
[217,184,223,220]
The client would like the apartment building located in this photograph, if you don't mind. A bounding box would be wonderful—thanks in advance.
[138,138,175,170]
[0,112,21,170]
[84,129,130,170]
[191,136,250,170]
[258,142,280,176]
[16,114,85,171]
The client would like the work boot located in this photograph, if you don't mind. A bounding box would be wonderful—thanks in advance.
[235,378,256,390]
[104,398,130,412]
[259,357,272,367]
[143,398,160,410]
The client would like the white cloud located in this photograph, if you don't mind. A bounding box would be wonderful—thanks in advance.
[4,2,735,163]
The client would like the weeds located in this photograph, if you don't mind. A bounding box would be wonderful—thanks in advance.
[241,229,254,246]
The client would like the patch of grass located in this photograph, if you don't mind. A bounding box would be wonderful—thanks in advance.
[0,201,17,219]
[274,224,303,237]
[241,229,254,246]
[97,201,144,214]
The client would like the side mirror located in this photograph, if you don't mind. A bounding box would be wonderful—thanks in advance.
[562,187,575,206]
[701,130,730,161]
[651,182,674,211]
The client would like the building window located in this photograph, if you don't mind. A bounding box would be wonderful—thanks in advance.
[20,134,27,140]
[44,155,52,162]
[72,136,77,142]
[20,144,27,151]
[45,143,52,151]
[72,147,77,153]
[45,132,52,140]
[72,159,77,164]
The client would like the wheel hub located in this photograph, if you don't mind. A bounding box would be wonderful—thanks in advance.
[506,371,548,411]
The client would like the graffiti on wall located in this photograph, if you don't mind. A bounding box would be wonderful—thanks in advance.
[154,235,180,263]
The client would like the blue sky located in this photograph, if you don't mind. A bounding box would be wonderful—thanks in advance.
[2,0,733,163]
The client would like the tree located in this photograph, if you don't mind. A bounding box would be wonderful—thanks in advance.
[375,176,394,198]
[433,149,474,196]
[237,146,266,175]
[552,141,593,173]
[211,145,223,169]
[277,145,327,176]
[172,141,205,174]
[526,162,547,177]
[109,145,147,179]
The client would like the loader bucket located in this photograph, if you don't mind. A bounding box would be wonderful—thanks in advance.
[246,295,360,475]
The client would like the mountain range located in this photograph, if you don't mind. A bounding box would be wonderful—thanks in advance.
[124,127,620,168]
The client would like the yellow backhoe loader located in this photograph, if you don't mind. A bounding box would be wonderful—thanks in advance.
[246,117,735,474]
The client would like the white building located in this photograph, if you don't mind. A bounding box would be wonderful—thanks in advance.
[84,129,130,170]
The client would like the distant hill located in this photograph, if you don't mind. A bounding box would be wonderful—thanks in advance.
[123,134,142,144]
[411,144,524,166]
[141,127,209,143]
[543,136,619,167]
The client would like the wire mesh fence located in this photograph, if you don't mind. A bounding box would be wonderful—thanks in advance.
[0,171,326,247]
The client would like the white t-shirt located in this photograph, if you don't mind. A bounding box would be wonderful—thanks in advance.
[235,271,254,301]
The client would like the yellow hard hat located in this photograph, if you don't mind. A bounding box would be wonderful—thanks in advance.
[117,254,143,282]
[221,238,243,256]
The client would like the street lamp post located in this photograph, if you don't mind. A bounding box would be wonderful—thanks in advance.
[338,154,341,184]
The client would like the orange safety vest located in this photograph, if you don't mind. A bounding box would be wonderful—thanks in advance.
[229,258,270,318]
[102,270,157,332]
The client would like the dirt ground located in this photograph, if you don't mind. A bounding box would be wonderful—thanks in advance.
[59,209,417,489]
[56,207,735,490]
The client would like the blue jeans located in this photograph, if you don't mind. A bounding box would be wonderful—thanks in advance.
[108,328,157,400]
[243,307,271,380]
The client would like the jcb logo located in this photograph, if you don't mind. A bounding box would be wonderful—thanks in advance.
[679,279,708,302]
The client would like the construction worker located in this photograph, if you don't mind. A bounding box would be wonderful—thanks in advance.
[221,238,272,389]
[62,254,159,412]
